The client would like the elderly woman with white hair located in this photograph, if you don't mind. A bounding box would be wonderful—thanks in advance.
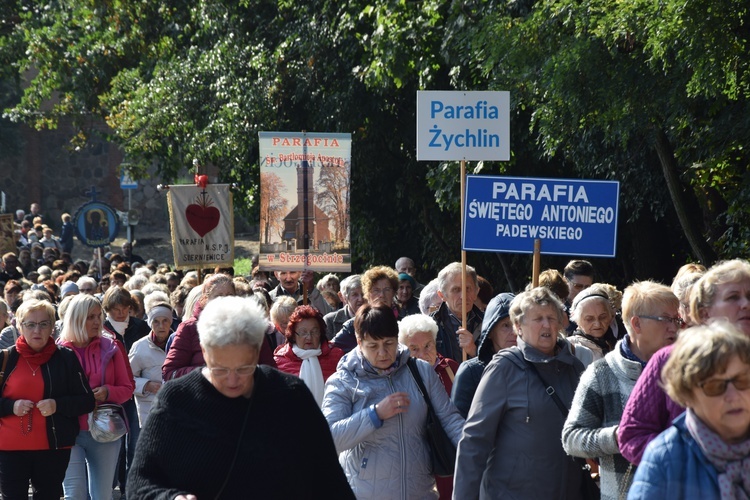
[127,296,354,499]
[128,302,174,426]
[398,314,459,500]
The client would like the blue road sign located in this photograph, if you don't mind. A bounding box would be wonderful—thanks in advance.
[462,175,620,258]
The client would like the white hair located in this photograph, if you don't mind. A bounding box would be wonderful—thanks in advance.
[398,314,439,344]
[437,262,478,295]
[76,276,97,289]
[198,296,267,350]
[135,267,153,278]
[141,282,169,297]
[144,291,170,314]
[124,274,148,291]
[419,279,442,315]
[340,275,362,299]
[270,296,297,324]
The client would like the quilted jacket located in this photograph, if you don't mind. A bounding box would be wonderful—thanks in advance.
[323,346,464,500]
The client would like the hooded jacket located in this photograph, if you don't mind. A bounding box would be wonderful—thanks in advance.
[323,346,464,499]
[450,293,514,418]
[453,337,584,499]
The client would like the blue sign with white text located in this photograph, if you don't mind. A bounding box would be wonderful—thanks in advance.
[462,176,619,257]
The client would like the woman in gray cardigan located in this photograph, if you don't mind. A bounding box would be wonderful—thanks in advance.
[323,304,464,499]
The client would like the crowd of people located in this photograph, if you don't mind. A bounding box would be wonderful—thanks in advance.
[1,202,750,499]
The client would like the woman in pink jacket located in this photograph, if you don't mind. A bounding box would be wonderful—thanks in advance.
[58,294,135,500]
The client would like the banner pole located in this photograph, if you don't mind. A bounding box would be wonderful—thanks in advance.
[460,160,468,362]
[532,238,541,287]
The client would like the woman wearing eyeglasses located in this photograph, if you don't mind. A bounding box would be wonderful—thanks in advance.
[562,281,680,499]
[0,299,95,500]
[128,296,354,499]
[629,320,750,499]
[620,259,750,467]
[273,305,343,406]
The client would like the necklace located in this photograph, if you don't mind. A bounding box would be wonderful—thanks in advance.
[24,358,40,377]
[20,411,32,435]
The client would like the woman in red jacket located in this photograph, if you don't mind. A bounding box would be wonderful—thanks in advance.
[0,298,94,500]
[274,305,344,406]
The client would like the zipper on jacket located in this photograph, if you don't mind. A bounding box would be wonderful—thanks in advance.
[388,375,407,500]
[45,363,59,449]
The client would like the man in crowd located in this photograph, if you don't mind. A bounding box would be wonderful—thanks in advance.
[431,262,484,361]
[323,274,363,339]
[395,256,424,297]
[270,270,334,315]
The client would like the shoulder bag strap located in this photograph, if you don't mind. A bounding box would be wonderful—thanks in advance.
[0,349,8,387]
[522,356,569,418]
[406,357,434,412]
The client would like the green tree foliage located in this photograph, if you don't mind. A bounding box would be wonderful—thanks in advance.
[1,0,748,289]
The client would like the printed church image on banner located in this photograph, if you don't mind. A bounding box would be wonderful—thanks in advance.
[282,163,330,250]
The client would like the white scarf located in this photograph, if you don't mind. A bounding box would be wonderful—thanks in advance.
[106,314,129,335]
[291,345,325,407]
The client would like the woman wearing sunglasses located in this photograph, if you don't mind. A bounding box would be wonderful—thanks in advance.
[629,320,750,498]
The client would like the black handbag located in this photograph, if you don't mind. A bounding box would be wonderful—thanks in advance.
[406,357,456,477]
[523,358,601,500]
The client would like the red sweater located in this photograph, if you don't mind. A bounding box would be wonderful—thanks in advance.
[0,358,47,450]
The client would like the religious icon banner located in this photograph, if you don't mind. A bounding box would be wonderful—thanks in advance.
[73,201,120,248]
[258,131,351,272]
[167,184,234,270]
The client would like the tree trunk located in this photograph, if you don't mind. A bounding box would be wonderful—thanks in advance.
[653,128,716,265]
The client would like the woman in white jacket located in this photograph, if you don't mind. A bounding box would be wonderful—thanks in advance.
[323,304,464,500]
[128,303,172,426]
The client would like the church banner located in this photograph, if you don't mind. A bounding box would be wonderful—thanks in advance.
[258,132,351,272]
[167,184,234,270]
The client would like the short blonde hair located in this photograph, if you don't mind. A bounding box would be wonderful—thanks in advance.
[16,298,56,326]
[510,287,564,333]
[622,281,679,335]
[690,259,750,324]
[662,320,750,407]
[398,314,439,345]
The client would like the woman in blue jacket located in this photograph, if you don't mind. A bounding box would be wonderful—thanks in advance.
[629,320,750,499]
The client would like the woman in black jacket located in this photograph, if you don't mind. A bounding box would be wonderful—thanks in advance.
[0,298,95,500]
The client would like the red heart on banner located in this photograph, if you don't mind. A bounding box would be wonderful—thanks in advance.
[186,204,220,237]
